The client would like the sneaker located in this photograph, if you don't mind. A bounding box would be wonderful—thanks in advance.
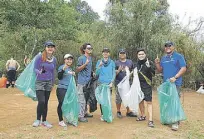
[78,117,88,122]
[59,121,67,127]
[148,121,154,128]
[42,121,53,128]
[100,115,104,121]
[126,112,137,117]
[84,113,93,118]
[32,120,41,127]
[117,112,123,118]
[171,123,179,131]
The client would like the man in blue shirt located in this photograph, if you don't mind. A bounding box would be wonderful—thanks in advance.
[76,43,93,122]
[155,41,187,131]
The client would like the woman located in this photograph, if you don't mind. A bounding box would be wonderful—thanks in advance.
[32,41,57,128]
[95,48,115,122]
[57,54,75,127]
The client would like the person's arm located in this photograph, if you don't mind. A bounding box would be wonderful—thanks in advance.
[154,56,163,73]
[76,57,89,73]
[111,61,116,83]
[5,60,10,71]
[52,58,57,85]
[150,61,155,76]
[16,61,20,71]
[95,60,102,76]
[58,65,65,80]
[34,54,42,74]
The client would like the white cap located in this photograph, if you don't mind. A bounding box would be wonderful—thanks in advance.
[64,54,73,59]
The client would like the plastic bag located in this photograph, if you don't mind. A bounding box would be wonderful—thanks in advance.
[95,84,113,123]
[157,81,186,124]
[196,86,204,94]
[15,54,40,101]
[62,76,79,126]
[117,68,144,113]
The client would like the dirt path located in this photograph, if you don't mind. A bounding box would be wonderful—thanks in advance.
[0,88,204,139]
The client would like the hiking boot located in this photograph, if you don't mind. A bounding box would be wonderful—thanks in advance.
[79,117,88,122]
[59,121,67,127]
[32,120,41,127]
[171,123,179,131]
[42,121,53,128]
[117,112,123,118]
[126,112,137,117]
[148,121,154,128]
[84,113,93,118]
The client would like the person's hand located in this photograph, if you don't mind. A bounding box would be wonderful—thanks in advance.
[154,54,160,64]
[85,58,90,65]
[170,77,176,83]
[99,60,103,67]
[145,58,150,68]
[68,71,76,76]
[63,64,68,70]
[109,82,113,87]
[118,65,123,72]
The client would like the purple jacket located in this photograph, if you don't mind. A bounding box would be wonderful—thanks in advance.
[34,54,57,84]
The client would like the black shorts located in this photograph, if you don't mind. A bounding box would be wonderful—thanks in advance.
[141,87,152,102]
[7,70,16,82]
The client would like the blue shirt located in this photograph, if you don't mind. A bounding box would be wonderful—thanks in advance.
[115,59,134,85]
[57,65,72,89]
[77,55,92,85]
[160,52,186,86]
[96,58,116,84]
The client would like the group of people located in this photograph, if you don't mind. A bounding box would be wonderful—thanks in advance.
[14,40,186,131]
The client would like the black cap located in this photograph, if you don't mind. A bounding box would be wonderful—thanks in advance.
[118,49,126,54]
[164,41,174,47]
[44,41,55,47]
[102,48,110,53]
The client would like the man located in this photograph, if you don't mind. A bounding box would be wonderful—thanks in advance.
[5,57,20,88]
[115,49,137,118]
[155,41,187,131]
[76,43,93,122]
[135,48,155,128]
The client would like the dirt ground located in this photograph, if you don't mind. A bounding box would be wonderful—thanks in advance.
[0,87,204,139]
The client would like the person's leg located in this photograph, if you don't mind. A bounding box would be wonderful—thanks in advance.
[139,100,145,117]
[56,88,66,122]
[6,71,11,88]
[36,90,45,120]
[10,70,16,88]
[84,86,93,117]
[115,87,122,118]
[42,91,51,122]
[77,84,88,122]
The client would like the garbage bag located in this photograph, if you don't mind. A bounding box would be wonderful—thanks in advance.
[62,76,79,126]
[196,86,204,94]
[15,54,40,101]
[95,84,113,123]
[157,81,186,124]
[118,68,144,113]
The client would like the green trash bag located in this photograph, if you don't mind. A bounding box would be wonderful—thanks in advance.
[15,54,39,101]
[62,76,79,126]
[157,80,186,124]
[95,84,113,123]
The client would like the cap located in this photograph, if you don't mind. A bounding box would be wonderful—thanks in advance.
[164,41,174,47]
[64,54,74,59]
[136,48,146,54]
[118,49,126,54]
[102,48,110,53]
[44,41,55,47]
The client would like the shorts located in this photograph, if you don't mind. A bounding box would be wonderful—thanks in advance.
[7,70,16,82]
[35,80,53,91]
[115,87,122,104]
[141,87,152,102]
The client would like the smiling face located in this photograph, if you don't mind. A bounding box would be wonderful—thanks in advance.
[84,45,93,55]
[137,51,146,60]
[45,45,55,55]
[119,52,126,60]
[164,45,175,54]
[64,57,73,66]
[102,51,110,59]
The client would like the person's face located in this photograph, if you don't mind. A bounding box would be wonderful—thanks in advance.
[137,51,146,60]
[45,45,55,55]
[164,45,175,54]
[84,46,93,55]
[102,51,110,58]
[119,52,126,60]
[64,57,73,66]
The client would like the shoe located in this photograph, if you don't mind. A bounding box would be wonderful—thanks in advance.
[32,120,41,127]
[42,121,53,128]
[148,121,154,128]
[126,112,137,117]
[100,115,104,121]
[171,123,179,131]
[84,113,93,118]
[117,112,123,118]
[78,117,88,122]
[136,116,146,121]
[59,121,67,127]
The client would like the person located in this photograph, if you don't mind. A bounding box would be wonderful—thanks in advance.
[24,55,31,66]
[32,41,57,128]
[96,48,116,121]
[0,74,7,88]
[76,43,93,122]
[5,57,20,88]
[155,41,187,131]
[115,49,137,118]
[57,54,75,127]
[135,48,155,128]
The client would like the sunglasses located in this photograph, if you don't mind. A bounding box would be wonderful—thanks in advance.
[119,52,126,54]
[46,45,55,48]
[164,45,172,47]
[86,48,93,50]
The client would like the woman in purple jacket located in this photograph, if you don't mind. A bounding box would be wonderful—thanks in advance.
[32,41,57,128]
